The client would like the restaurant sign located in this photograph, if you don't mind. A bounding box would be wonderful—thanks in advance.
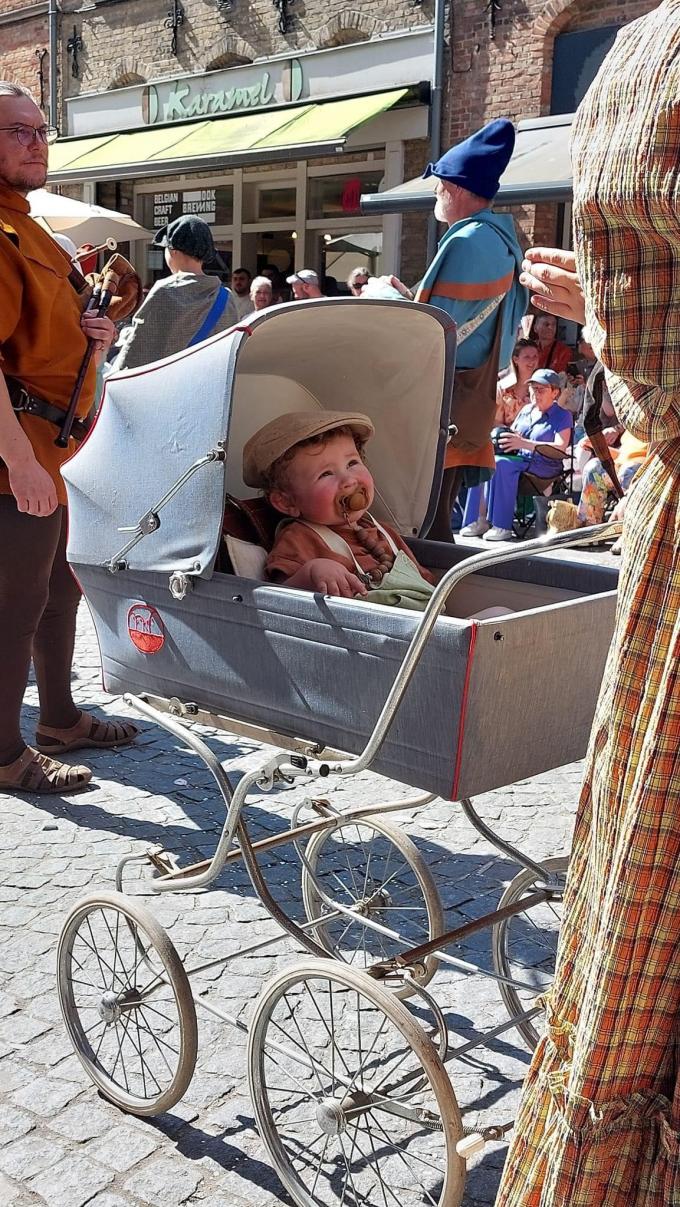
[66,28,434,136]
[143,60,303,124]
[140,187,234,229]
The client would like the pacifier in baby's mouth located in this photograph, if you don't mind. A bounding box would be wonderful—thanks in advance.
[339,486,369,522]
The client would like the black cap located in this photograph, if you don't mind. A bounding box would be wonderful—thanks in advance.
[153,215,216,264]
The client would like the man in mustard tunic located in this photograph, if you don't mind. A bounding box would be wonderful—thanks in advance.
[0,81,136,795]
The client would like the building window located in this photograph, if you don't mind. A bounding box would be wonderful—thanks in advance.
[551,25,620,115]
[307,171,383,219]
[256,185,297,220]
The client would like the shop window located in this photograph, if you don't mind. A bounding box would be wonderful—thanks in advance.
[308,172,383,219]
[139,185,233,232]
[257,186,297,220]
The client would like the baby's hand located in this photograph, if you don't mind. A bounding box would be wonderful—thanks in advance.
[306,559,368,598]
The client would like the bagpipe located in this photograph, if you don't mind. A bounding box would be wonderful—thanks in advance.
[56,239,143,447]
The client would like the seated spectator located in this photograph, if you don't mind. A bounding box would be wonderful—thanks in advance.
[287,269,324,300]
[577,431,647,526]
[347,266,370,296]
[242,411,435,610]
[230,267,252,320]
[496,338,540,426]
[250,275,273,312]
[461,368,573,542]
[112,216,237,370]
[525,312,572,374]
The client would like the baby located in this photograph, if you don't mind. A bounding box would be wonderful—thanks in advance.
[242,411,434,603]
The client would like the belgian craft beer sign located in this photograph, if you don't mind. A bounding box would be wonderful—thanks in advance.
[66,28,434,137]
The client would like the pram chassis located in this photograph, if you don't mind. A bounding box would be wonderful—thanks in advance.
[57,523,618,1207]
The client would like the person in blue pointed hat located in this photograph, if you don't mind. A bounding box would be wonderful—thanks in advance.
[391,118,529,541]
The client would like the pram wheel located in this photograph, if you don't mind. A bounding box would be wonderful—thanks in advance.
[300,817,444,998]
[491,855,569,1050]
[248,959,465,1207]
[57,891,198,1115]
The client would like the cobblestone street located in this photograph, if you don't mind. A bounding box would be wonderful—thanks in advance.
[0,597,587,1207]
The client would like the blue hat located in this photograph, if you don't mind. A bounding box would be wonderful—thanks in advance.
[423,118,516,200]
[528,368,562,389]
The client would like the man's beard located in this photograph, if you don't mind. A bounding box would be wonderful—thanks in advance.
[3,164,48,193]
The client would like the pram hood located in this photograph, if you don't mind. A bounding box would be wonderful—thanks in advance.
[63,298,456,579]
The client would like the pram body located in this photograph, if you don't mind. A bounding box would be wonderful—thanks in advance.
[64,299,618,800]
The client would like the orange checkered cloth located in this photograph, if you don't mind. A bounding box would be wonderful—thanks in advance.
[497,6,680,1205]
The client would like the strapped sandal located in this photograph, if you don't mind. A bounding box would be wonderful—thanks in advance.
[35,711,138,756]
[0,747,92,795]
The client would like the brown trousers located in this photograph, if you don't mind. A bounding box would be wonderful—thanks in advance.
[423,468,464,544]
[0,495,81,765]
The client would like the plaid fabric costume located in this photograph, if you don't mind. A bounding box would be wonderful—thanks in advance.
[497,7,680,1204]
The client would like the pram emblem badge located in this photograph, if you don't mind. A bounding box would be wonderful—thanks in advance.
[127,604,165,654]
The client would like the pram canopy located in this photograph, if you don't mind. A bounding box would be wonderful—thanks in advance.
[65,299,456,577]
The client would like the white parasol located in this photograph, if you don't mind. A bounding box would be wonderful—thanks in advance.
[27,189,150,245]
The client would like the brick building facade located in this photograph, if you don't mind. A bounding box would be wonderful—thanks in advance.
[0,0,662,283]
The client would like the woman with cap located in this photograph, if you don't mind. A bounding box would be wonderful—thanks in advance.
[112,215,237,371]
[388,119,529,542]
[468,367,572,541]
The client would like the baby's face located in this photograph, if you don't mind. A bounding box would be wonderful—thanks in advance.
[276,433,374,525]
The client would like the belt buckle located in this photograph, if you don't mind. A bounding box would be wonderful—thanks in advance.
[12,387,30,413]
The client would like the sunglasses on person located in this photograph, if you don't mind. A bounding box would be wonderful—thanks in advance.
[0,124,59,146]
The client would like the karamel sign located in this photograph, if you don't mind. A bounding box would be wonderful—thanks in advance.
[142,59,304,124]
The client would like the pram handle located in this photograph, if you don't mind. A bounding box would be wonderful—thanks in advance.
[323,521,623,780]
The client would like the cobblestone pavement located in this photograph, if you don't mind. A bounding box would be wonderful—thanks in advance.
[0,586,598,1207]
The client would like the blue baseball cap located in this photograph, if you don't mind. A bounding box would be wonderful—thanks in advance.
[528,369,562,389]
[423,118,516,200]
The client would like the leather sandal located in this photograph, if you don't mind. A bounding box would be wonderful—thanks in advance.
[35,710,138,756]
[0,747,92,795]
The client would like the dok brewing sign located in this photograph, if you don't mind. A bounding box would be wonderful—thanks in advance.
[142,187,233,229]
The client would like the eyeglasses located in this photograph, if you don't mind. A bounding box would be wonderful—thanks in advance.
[0,124,59,146]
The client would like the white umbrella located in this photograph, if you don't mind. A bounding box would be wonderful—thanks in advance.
[27,189,150,245]
[325,232,383,256]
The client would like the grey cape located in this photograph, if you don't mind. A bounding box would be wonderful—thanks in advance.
[112,271,238,371]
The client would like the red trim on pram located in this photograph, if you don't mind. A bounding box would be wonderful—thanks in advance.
[451,621,479,801]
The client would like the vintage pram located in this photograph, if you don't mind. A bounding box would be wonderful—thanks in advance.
[56,299,620,1207]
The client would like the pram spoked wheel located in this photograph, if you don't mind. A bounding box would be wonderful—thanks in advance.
[57,892,198,1115]
[248,959,465,1207]
[491,855,568,1050]
[300,817,444,997]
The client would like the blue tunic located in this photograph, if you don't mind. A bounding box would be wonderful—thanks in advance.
[414,208,528,372]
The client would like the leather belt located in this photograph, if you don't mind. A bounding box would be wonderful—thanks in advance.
[6,378,89,442]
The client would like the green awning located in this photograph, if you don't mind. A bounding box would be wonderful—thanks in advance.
[48,89,409,183]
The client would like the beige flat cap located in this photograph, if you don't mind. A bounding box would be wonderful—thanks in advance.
[243,410,374,488]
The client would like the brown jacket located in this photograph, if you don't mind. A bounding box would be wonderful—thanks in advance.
[0,183,96,506]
